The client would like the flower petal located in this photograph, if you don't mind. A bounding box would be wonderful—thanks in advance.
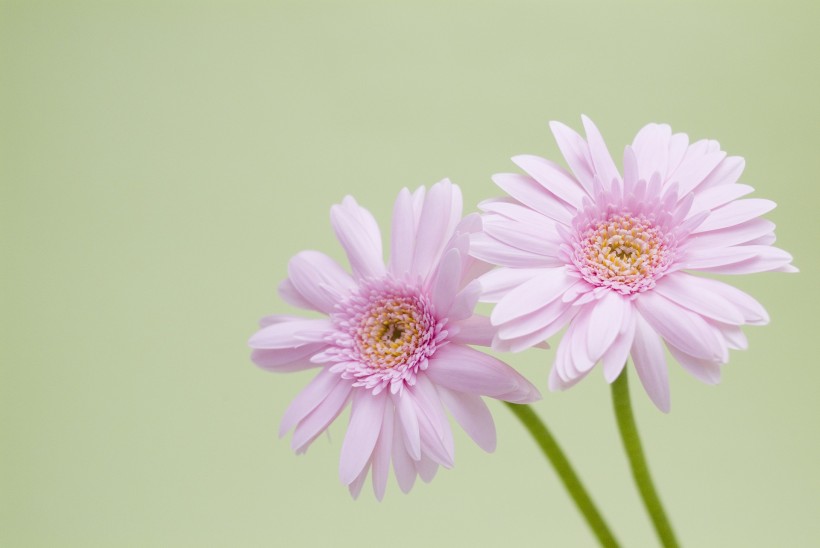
[491,173,574,224]
[587,291,628,362]
[286,250,355,313]
[630,315,670,412]
[251,344,326,372]
[549,120,595,193]
[652,273,746,325]
[438,386,496,452]
[292,379,352,453]
[582,115,621,188]
[636,292,726,362]
[391,413,418,493]
[248,318,333,349]
[389,187,418,275]
[331,195,385,280]
[426,344,539,403]
[491,268,575,325]
[694,199,776,232]
[370,402,394,501]
[602,306,636,383]
[511,154,587,209]
[279,368,341,437]
[450,315,495,347]
[477,267,544,303]
[667,344,721,385]
[470,231,563,269]
[394,390,421,461]
[339,390,388,485]
[412,179,463,280]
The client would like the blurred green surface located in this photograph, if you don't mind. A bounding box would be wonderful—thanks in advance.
[2,1,818,546]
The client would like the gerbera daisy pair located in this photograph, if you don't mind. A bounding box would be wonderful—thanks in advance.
[248,116,793,502]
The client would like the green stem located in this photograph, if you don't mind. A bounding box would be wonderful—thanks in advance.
[611,369,679,548]
[504,402,620,548]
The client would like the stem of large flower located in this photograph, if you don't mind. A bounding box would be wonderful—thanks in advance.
[504,402,620,548]
[610,368,679,548]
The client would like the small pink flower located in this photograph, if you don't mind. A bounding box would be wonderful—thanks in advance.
[250,180,539,499]
[473,116,796,412]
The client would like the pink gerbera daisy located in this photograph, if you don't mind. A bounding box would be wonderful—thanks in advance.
[249,179,540,499]
[472,116,795,412]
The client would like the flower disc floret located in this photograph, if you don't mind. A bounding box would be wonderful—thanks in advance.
[573,212,674,295]
[325,278,448,393]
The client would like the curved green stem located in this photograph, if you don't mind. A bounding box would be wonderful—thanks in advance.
[611,369,679,548]
[504,402,620,548]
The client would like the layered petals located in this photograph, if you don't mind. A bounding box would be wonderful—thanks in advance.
[476,116,794,411]
[251,180,540,498]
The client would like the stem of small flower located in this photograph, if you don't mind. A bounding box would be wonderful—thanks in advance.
[504,402,620,548]
[610,368,679,548]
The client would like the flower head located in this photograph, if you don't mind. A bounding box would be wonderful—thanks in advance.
[250,180,539,499]
[472,116,795,412]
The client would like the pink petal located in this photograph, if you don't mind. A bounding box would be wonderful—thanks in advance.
[689,246,793,275]
[684,218,776,249]
[697,156,745,191]
[430,247,462,314]
[548,361,585,391]
[582,115,621,188]
[339,389,387,485]
[278,278,315,311]
[412,179,463,280]
[426,344,539,403]
[391,413,418,493]
[635,292,725,362]
[602,307,636,383]
[477,267,544,303]
[394,390,421,460]
[450,315,496,347]
[670,139,726,196]
[496,297,572,341]
[251,344,326,372]
[447,280,482,322]
[680,246,760,270]
[692,279,769,325]
[389,187,417,275]
[688,183,754,216]
[587,291,628,362]
[694,199,776,232]
[630,315,670,412]
[292,379,352,453]
[437,386,496,452]
[631,123,672,182]
[652,273,745,325]
[257,314,303,327]
[491,173,574,225]
[286,250,355,313]
[411,379,454,468]
[549,120,595,193]
[247,318,333,349]
[491,268,575,325]
[481,213,563,259]
[415,455,438,483]
[330,195,385,280]
[371,402,394,501]
[347,462,369,500]
[470,231,564,269]
[279,368,341,437]
[511,154,587,209]
[667,344,721,384]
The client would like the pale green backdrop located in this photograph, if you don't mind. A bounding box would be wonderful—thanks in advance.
[2,1,818,547]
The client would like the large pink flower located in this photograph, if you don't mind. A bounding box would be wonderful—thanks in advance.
[249,180,539,499]
[472,116,795,412]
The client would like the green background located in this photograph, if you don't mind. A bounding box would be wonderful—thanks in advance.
[2,1,818,546]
